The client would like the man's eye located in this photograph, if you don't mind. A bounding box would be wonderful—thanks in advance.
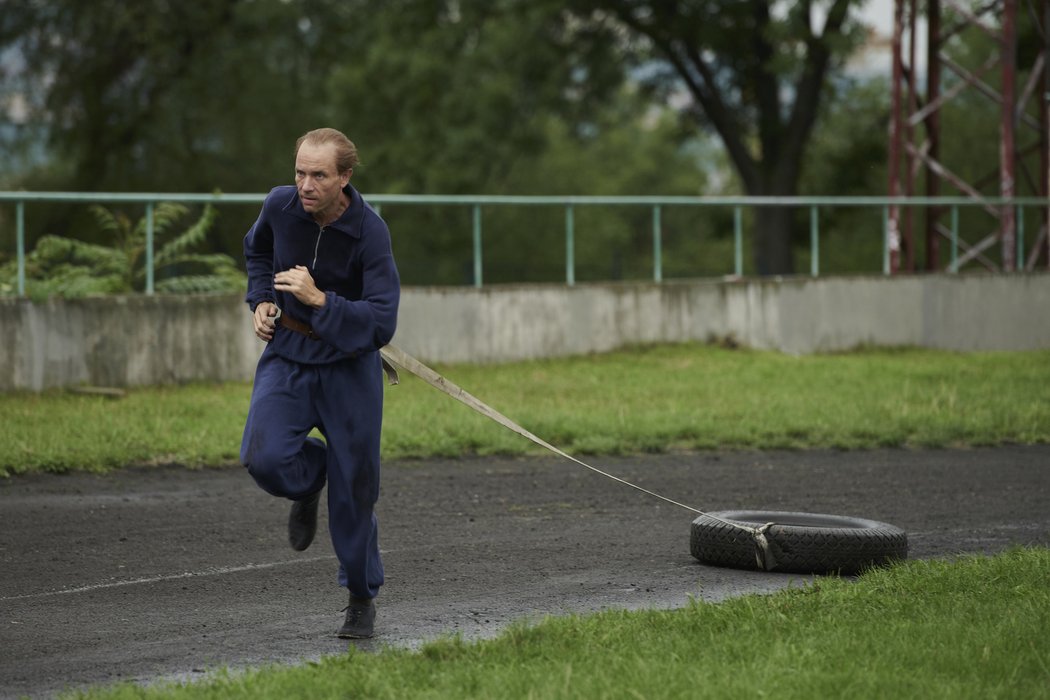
[316,174,326,181]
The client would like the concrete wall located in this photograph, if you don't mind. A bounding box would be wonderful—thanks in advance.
[0,296,261,391]
[2,273,1048,391]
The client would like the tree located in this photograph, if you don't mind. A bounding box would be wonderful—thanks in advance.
[2,1,239,192]
[1,0,631,267]
[799,76,888,274]
[568,1,866,274]
[319,0,631,284]
[1,0,378,261]
[323,0,623,194]
[2,0,871,280]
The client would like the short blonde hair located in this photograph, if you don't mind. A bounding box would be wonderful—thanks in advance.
[295,128,359,173]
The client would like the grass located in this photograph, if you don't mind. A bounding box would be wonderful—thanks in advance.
[69,547,1050,699]
[2,343,1049,477]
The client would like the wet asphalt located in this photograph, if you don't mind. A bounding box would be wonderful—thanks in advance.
[1,446,1048,698]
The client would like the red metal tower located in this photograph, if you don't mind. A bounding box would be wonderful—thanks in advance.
[887,0,1050,273]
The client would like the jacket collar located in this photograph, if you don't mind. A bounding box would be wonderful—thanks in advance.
[281,183,364,238]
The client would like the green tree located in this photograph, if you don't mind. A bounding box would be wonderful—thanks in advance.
[798,76,888,274]
[565,0,867,274]
[2,0,881,281]
[1,0,631,268]
[493,91,719,282]
[318,0,635,284]
[2,1,239,192]
[323,0,622,195]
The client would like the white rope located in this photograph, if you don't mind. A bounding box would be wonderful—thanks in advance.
[379,344,776,569]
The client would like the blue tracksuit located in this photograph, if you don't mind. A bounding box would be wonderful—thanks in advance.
[240,183,399,599]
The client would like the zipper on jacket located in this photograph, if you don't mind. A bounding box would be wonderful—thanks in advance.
[312,226,325,269]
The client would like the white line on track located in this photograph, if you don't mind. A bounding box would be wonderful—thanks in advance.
[0,555,338,602]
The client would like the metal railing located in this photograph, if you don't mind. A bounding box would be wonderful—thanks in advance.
[1,191,1047,295]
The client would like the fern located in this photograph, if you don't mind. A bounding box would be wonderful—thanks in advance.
[32,235,125,271]
[155,204,218,266]
[155,271,244,294]
[159,252,240,271]
[10,203,243,298]
[26,265,126,300]
[87,205,123,238]
[131,202,189,243]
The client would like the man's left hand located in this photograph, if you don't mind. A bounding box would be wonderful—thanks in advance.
[274,265,326,308]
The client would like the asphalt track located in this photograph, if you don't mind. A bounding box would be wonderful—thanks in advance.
[2,446,1048,699]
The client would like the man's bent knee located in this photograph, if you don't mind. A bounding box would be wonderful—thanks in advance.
[243,435,326,499]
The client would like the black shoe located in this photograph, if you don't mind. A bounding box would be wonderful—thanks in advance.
[288,490,321,551]
[337,596,376,639]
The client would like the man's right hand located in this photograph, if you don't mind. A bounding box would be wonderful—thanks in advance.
[253,302,278,342]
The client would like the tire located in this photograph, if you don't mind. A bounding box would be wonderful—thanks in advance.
[690,510,908,575]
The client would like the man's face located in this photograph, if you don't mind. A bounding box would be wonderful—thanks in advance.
[295,142,351,222]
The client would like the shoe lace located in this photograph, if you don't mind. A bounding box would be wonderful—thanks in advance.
[341,603,365,624]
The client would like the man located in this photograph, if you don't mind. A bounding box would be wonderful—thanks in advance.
[240,127,400,639]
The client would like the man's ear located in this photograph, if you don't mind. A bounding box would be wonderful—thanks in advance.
[342,169,353,186]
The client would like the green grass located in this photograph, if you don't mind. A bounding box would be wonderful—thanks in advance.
[69,547,1050,699]
[2,343,1049,477]
[0,383,251,476]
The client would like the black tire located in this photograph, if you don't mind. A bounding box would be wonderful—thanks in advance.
[690,510,908,575]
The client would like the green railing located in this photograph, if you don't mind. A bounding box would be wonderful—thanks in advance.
[1,191,1047,295]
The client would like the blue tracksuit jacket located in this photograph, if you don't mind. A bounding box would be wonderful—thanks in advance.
[243,183,399,360]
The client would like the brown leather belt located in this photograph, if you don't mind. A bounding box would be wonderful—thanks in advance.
[277,313,320,340]
[278,311,400,384]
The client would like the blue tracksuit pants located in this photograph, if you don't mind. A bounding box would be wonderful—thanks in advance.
[240,348,384,599]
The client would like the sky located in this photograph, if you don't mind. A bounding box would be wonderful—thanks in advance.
[860,0,895,36]
[849,0,929,77]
